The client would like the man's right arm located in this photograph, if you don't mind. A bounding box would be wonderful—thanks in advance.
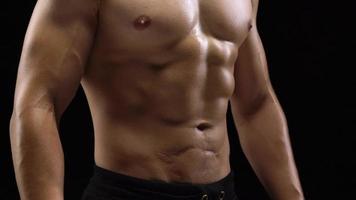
[10,0,99,199]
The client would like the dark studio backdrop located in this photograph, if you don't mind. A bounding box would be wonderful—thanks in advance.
[1,0,355,199]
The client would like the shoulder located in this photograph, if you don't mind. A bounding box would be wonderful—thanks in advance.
[32,0,100,24]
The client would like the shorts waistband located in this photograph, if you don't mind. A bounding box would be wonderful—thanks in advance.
[89,164,236,198]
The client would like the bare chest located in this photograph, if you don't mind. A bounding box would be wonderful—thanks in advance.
[95,0,253,56]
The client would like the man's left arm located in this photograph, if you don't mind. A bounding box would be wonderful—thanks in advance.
[229,1,304,199]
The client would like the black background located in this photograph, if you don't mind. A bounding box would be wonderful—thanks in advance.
[1,0,355,199]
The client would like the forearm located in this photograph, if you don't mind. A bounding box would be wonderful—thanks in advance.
[230,96,304,200]
[10,107,64,200]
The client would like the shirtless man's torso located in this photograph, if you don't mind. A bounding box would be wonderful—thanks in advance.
[83,0,252,183]
[10,0,304,199]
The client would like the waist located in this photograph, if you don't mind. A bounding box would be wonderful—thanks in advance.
[85,164,237,199]
[95,145,231,184]
[94,119,231,183]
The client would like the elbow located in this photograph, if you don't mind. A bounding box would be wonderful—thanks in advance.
[9,113,17,137]
[9,109,25,140]
[231,90,274,120]
[9,104,59,152]
[12,90,57,119]
[9,106,24,136]
[9,111,23,149]
[9,98,57,136]
[242,92,270,116]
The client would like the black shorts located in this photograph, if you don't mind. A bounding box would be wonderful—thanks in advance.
[81,164,239,200]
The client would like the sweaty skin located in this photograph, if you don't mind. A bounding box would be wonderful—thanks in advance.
[10,0,304,200]
[83,0,248,182]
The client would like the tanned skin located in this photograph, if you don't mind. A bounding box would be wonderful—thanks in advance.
[10,0,304,199]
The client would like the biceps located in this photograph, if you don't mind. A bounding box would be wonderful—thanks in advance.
[231,28,273,114]
[15,0,98,117]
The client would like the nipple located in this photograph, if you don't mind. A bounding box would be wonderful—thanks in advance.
[133,15,152,30]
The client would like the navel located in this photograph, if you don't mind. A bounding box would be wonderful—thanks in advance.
[196,122,213,131]
[133,15,152,30]
[248,22,253,31]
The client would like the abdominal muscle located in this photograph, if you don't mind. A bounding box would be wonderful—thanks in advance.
[81,42,236,183]
[91,109,232,184]
[81,48,235,184]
